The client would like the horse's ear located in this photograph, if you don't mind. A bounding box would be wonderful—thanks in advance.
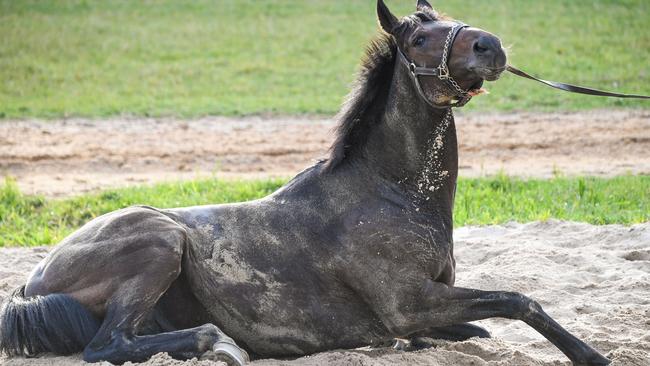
[416,0,434,12]
[377,0,398,34]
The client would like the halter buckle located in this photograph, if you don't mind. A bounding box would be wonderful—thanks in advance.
[438,65,450,80]
[409,63,417,75]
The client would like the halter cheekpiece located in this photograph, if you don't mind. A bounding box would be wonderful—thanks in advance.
[398,23,471,109]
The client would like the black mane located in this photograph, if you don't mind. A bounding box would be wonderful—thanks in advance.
[322,33,397,172]
[323,12,439,172]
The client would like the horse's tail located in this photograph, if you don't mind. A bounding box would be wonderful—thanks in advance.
[0,285,100,356]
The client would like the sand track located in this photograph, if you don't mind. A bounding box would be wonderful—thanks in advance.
[1,221,649,365]
[1,109,649,197]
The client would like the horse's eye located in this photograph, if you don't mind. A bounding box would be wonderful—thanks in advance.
[414,36,425,47]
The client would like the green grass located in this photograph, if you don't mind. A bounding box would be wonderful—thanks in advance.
[1,175,647,246]
[1,0,649,118]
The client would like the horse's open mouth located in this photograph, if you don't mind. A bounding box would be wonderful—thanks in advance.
[467,65,506,96]
[470,79,484,91]
[468,79,485,96]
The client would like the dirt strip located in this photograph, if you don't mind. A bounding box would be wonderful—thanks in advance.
[1,109,649,197]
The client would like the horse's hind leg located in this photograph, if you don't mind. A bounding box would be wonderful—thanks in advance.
[85,322,248,365]
[72,210,248,365]
[82,229,249,365]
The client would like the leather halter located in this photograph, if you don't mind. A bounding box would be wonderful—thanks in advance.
[397,23,470,109]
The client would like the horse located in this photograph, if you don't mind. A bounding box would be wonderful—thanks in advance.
[0,1,610,365]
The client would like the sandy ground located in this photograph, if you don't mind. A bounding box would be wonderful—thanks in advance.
[1,109,649,197]
[1,220,649,366]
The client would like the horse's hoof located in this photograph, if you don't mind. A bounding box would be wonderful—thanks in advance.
[408,337,435,350]
[575,352,611,366]
[392,338,410,351]
[201,337,250,366]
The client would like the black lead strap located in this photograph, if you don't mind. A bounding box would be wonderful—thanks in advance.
[507,65,650,100]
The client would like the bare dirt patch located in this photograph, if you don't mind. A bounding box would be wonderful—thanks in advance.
[1,110,649,197]
[1,221,649,365]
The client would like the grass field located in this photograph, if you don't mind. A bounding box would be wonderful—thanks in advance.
[1,0,649,118]
[1,175,647,246]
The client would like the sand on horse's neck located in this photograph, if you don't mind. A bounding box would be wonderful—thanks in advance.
[361,62,459,208]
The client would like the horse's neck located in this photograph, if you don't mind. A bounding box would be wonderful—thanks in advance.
[361,64,459,208]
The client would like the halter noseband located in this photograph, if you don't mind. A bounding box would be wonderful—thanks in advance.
[398,23,470,109]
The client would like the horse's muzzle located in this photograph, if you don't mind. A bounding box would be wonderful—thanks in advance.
[472,66,507,81]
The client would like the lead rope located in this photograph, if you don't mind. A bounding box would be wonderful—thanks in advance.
[506,65,650,99]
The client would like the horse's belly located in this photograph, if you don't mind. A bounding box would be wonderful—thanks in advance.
[172,204,392,356]
[184,255,388,357]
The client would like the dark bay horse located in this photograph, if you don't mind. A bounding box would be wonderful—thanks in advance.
[1,1,609,365]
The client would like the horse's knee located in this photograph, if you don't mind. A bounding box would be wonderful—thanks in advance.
[501,291,543,320]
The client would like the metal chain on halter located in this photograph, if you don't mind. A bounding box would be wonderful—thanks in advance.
[398,22,471,109]
[436,24,456,79]
[438,23,469,98]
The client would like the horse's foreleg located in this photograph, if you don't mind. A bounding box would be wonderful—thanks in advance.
[395,280,609,365]
[408,322,490,343]
[393,322,490,351]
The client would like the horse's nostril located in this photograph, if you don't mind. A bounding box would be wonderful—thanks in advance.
[473,42,489,54]
[473,35,497,55]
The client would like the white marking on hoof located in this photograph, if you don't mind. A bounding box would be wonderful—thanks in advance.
[393,338,410,351]
[201,338,250,366]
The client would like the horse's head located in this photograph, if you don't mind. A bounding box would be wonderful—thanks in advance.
[378,0,507,106]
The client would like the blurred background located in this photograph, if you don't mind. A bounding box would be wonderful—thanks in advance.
[1,0,649,118]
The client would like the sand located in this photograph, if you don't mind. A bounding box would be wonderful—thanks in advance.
[2,109,649,197]
[2,220,648,366]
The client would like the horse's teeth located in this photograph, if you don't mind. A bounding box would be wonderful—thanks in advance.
[469,88,489,97]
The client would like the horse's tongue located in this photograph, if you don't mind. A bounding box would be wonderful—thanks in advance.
[468,88,489,97]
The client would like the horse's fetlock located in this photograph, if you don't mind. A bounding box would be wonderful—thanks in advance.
[196,324,222,351]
